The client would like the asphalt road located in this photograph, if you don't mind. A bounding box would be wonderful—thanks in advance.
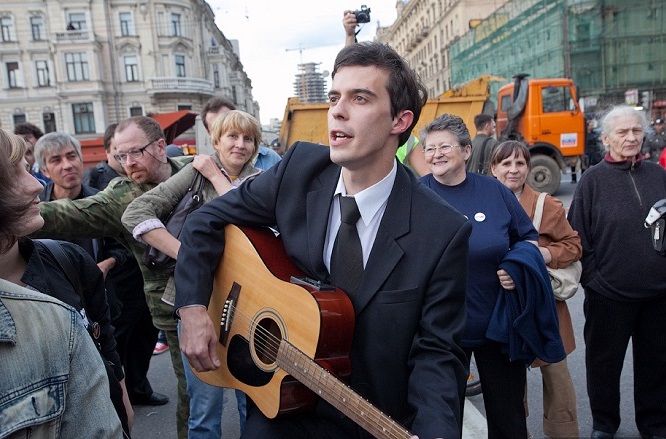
[132,172,643,439]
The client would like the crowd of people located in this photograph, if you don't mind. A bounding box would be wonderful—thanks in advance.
[1,18,665,439]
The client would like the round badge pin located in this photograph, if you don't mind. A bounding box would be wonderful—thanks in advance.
[474,212,486,222]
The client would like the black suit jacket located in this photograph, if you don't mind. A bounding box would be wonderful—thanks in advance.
[175,142,472,439]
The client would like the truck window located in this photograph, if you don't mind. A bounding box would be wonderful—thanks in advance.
[541,86,574,113]
[500,94,512,112]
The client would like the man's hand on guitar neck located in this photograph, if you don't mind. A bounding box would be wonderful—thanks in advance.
[178,306,221,371]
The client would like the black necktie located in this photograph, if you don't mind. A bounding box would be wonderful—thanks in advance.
[330,196,364,296]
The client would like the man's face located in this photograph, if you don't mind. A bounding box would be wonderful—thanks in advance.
[23,140,36,170]
[602,114,643,161]
[205,106,232,135]
[655,122,664,134]
[113,123,166,184]
[105,137,126,175]
[327,65,411,172]
[41,144,84,191]
[487,120,497,137]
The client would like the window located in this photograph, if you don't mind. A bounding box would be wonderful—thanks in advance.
[72,103,95,134]
[43,112,56,133]
[500,94,512,112]
[177,104,192,111]
[541,86,574,114]
[129,106,142,116]
[213,64,220,88]
[36,60,50,87]
[171,13,181,36]
[119,12,133,36]
[13,114,26,126]
[6,62,19,88]
[175,55,185,77]
[124,55,139,82]
[65,53,89,81]
[31,16,44,40]
[68,13,87,30]
[1,17,15,42]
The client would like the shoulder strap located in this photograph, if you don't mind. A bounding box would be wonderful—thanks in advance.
[479,137,491,161]
[36,239,87,309]
[532,192,548,232]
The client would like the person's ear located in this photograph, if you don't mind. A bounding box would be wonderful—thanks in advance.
[600,132,610,148]
[391,110,414,137]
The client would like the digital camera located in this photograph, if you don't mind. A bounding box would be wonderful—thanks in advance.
[354,5,371,24]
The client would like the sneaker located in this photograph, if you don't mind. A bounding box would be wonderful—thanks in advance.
[153,341,168,355]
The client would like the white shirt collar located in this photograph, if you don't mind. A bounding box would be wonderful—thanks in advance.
[334,159,397,226]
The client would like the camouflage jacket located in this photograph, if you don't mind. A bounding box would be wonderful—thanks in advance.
[33,156,192,330]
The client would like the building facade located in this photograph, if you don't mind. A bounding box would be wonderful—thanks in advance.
[376,0,509,98]
[450,0,666,119]
[0,0,257,138]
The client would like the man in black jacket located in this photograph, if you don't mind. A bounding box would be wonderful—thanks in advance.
[176,42,471,439]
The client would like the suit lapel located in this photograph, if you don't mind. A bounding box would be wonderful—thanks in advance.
[306,165,340,281]
[351,166,413,314]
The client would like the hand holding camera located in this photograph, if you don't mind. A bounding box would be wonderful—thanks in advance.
[354,5,371,24]
[343,6,371,46]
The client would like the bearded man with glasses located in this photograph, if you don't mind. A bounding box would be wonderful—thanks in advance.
[31,115,193,439]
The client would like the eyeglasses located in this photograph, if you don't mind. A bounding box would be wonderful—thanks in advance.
[423,144,461,157]
[114,140,157,164]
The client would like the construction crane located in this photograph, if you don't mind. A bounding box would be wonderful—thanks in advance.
[285,41,344,64]
[285,45,307,63]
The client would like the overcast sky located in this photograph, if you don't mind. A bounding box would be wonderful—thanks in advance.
[207,1,399,125]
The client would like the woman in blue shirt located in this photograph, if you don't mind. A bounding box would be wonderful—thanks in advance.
[419,114,537,439]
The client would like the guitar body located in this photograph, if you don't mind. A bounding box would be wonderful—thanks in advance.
[194,225,354,418]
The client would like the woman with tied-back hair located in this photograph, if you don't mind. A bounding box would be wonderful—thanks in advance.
[567,105,666,439]
[490,140,581,438]
[419,114,541,439]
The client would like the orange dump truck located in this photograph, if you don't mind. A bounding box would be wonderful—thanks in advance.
[279,74,586,194]
[497,74,586,194]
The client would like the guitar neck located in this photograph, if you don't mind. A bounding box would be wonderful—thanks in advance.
[277,340,413,439]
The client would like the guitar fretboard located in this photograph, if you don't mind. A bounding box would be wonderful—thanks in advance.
[277,340,413,439]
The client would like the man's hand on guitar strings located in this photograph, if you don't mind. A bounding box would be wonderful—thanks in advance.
[178,306,221,371]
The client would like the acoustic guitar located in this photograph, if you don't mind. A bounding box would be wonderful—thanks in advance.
[193,225,414,439]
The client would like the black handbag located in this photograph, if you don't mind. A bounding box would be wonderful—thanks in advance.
[143,171,205,272]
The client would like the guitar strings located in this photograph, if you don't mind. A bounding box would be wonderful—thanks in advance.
[220,301,411,439]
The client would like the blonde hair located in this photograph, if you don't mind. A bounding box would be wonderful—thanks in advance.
[210,110,262,161]
[0,129,30,252]
[1,128,27,165]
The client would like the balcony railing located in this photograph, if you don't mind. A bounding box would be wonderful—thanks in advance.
[207,46,220,55]
[54,30,93,43]
[148,77,214,96]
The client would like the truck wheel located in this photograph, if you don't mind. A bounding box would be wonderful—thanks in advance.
[528,155,561,195]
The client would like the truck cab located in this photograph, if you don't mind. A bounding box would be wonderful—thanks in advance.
[497,75,586,194]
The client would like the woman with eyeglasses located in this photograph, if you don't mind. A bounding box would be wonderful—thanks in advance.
[419,114,538,439]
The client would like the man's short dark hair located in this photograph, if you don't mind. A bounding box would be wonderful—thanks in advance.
[116,116,165,143]
[103,123,119,152]
[202,97,236,131]
[474,114,494,131]
[14,122,44,140]
[332,42,428,146]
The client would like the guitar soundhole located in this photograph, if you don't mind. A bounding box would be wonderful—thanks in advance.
[250,314,285,371]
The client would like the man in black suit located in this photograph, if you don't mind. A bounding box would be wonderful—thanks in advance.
[175,42,472,439]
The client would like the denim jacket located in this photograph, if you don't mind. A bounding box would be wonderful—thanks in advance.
[0,279,122,439]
